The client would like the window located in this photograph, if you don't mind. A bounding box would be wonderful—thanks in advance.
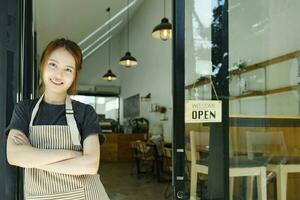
[71,95,119,121]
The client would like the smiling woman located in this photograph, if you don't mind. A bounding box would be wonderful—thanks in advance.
[43,48,76,101]
[6,38,110,200]
[38,39,82,98]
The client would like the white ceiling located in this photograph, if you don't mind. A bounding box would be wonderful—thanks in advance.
[35,0,145,57]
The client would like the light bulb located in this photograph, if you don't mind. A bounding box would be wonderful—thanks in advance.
[126,59,131,66]
[108,76,112,81]
[160,29,171,41]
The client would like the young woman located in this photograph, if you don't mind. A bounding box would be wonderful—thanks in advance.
[6,38,110,200]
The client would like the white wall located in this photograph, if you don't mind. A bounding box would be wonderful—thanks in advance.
[118,0,173,142]
[79,35,122,87]
[76,0,173,141]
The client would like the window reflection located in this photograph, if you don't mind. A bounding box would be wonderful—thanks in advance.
[185,0,300,199]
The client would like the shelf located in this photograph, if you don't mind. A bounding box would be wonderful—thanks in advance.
[229,50,300,76]
[185,50,300,90]
[230,90,264,100]
[229,114,300,119]
[230,84,300,100]
[160,118,168,121]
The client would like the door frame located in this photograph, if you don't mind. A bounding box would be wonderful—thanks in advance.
[172,0,186,199]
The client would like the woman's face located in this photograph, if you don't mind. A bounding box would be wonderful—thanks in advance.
[43,48,76,95]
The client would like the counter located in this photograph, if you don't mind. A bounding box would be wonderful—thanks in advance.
[100,133,147,161]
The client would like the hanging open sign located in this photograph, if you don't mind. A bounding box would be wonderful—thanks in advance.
[185,100,222,123]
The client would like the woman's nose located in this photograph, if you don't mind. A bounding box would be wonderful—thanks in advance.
[53,69,63,79]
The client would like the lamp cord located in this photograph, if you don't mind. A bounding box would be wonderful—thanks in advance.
[190,76,219,100]
[127,0,130,51]
[164,0,166,18]
[107,7,111,70]
[210,77,219,100]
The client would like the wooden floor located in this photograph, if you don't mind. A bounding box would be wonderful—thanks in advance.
[99,162,170,200]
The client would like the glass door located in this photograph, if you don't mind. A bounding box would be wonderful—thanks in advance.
[173,0,229,199]
[183,0,229,199]
[228,1,300,200]
[178,0,300,199]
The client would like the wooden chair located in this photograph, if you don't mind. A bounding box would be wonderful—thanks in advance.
[189,131,208,199]
[246,131,299,200]
[130,140,156,178]
[130,141,140,175]
[189,131,267,200]
[163,147,172,199]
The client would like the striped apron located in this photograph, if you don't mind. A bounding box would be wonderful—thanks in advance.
[24,95,110,200]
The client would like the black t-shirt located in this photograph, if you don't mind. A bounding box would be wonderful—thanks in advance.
[6,98,105,145]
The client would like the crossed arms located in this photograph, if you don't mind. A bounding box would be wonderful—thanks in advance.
[6,129,100,175]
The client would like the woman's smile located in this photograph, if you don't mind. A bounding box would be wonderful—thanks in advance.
[50,78,64,85]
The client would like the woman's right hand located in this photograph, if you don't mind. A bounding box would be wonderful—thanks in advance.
[11,131,31,146]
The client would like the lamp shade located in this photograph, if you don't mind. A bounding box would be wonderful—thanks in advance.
[119,51,138,67]
[102,69,117,81]
[152,18,172,41]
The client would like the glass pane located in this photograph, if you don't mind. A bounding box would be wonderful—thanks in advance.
[229,0,299,199]
[185,0,300,199]
[185,0,213,199]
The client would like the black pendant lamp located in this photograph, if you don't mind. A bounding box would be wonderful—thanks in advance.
[119,0,137,68]
[102,69,117,81]
[152,0,172,41]
[103,8,117,81]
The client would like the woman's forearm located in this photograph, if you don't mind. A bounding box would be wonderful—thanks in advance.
[37,154,99,175]
[37,134,101,175]
[7,144,81,168]
[7,129,82,168]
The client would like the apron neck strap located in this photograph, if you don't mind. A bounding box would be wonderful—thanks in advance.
[29,94,45,127]
[65,95,81,146]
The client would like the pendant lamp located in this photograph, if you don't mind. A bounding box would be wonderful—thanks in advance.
[152,0,172,41]
[119,0,138,68]
[103,7,117,81]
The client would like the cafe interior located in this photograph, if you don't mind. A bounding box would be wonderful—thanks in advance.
[34,0,300,199]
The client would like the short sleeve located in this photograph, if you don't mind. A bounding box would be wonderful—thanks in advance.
[81,105,105,145]
[5,101,30,137]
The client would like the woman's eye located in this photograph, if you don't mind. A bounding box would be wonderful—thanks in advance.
[66,68,73,73]
[49,63,57,67]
